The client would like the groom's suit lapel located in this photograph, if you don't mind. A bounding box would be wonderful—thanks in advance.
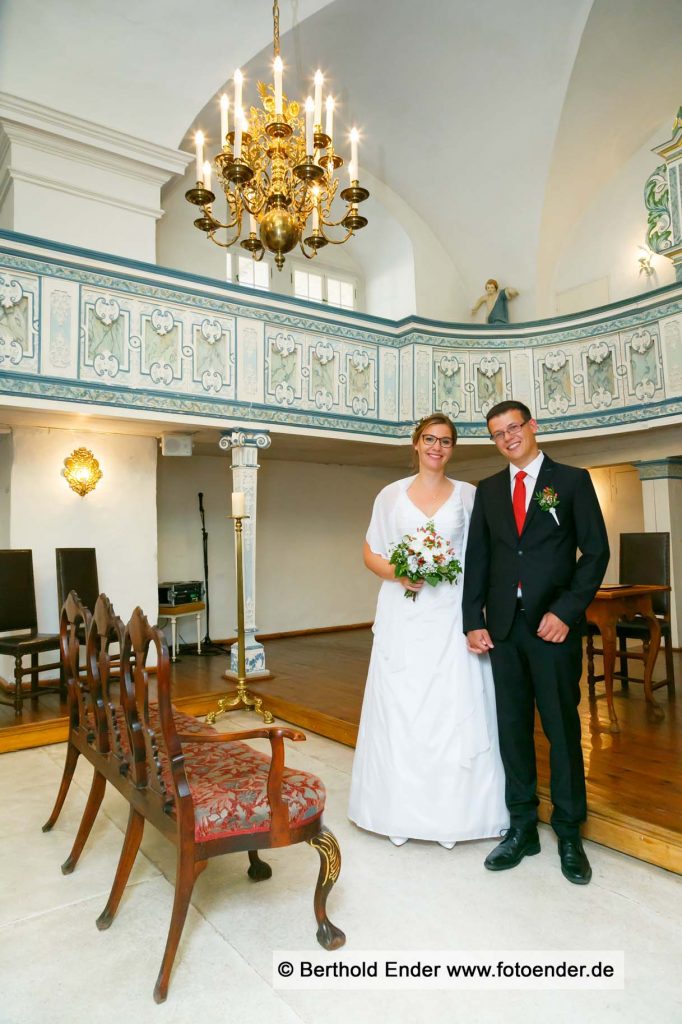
[520,455,555,538]
[493,470,519,544]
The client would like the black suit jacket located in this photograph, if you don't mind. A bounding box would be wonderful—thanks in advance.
[462,455,610,641]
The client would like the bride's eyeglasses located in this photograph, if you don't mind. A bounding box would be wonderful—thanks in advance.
[421,434,454,449]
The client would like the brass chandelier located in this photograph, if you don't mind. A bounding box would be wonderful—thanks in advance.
[185,0,369,270]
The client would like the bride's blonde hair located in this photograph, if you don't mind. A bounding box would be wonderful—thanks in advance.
[411,413,457,468]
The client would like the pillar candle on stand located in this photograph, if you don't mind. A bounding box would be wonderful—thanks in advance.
[232,491,246,517]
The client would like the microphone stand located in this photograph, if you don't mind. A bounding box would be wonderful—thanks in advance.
[196,492,227,657]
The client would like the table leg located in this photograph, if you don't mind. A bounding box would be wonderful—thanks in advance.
[170,617,178,663]
[599,622,620,734]
[196,612,202,654]
[640,614,661,708]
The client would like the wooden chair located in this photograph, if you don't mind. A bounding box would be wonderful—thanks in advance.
[46,596,345,1001]
[55,548,100,613]
[0,549,63,715]
[42,591,121,873]
[587,532,675,698]
[616,532,674,697]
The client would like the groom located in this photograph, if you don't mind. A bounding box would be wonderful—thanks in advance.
[462,400,609,884]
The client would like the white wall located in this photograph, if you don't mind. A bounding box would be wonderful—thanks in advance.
[0,432,10,547]
[1,427,158,685]
[551,126,677,310]
[589,465,645,583]
[157,453,406,639]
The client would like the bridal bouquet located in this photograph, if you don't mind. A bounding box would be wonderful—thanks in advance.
[389,521,462,600]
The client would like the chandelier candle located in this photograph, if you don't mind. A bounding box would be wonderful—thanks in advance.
[184,0,369,270]
[220,93,229,142]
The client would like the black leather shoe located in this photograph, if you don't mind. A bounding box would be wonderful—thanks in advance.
[484,826,541,871]
[558,839,592,885]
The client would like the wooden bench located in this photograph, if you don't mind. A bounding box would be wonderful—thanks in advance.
[44,592,345,1001]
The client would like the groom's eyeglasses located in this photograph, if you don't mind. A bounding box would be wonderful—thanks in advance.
[422,434,454,449]
[489,419,529,444]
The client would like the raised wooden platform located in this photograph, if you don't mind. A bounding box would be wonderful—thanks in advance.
[1,629,679,873]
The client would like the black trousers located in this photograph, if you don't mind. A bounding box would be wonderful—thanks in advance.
[488,605,586,840]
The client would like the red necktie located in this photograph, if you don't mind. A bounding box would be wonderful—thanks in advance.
[513,471,528,535]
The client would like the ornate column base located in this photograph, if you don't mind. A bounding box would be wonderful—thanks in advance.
[224,632,271,681]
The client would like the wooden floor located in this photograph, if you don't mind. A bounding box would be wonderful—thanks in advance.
[1,629,680,873]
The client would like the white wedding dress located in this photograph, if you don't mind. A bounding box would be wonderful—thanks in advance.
[348,477,509,842]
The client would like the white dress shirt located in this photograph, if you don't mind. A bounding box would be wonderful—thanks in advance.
[509,450,544,596]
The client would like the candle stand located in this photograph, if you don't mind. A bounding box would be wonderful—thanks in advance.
[205,514,273,725]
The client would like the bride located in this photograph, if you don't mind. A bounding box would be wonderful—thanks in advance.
[348,413,508,847]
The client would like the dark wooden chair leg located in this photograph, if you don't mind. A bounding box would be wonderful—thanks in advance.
[618,635,629,690]
[308,826,345,951]
[96,806,145,930]
[664,634,675,698]
[247,850,272,881]
[153,853,207,1004]
[14,654,23,716]
[61,769,106,874]
[43,743,80,832]
[30,651,39,704]
[586,633,595,695]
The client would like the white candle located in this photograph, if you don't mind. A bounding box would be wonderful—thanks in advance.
[314,69,324,127]
[195,130,204,183]
[234,69,243,115]
[203,160,212,192]
[220,93,229,143]
[348,160,356,183]
[350,127,359,180]
[274,56,283,118]
[249,212,257,235]
[305,96,314,155]
[232,491,245,517]
[312,203,319,231]
[325,95,334,140]
[234,106,243,159]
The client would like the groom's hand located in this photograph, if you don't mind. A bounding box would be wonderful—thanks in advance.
[466,629,494,654]
[537,612,569,643]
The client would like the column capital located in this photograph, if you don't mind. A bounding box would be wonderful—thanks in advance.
[633,457,682,481]
[218,429,271,452]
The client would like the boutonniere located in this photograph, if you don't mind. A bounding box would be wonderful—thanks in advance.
[535,485,560,525]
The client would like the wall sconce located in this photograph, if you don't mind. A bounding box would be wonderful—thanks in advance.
[63,447,103,497]
[637,246,655,277]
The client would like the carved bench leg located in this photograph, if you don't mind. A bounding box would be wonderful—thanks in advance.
[247,850,272,881]
[154,854,207,1004]
[96,806,145,930]
[43,742,79,832]
[308,826,345,951]
[61,769,106,874]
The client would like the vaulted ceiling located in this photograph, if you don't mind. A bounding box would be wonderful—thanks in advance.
[1,0,680,317]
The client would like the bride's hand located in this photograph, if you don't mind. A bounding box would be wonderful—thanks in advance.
[398,577,424,593]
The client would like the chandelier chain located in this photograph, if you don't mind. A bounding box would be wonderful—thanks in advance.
[273,0,280,57]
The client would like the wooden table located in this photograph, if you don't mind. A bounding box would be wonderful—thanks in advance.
[158,602,205,663]
[586,584,670,733]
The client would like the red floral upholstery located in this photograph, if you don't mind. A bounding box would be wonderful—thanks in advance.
[180,738,326,841]
[88,703,325,842]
